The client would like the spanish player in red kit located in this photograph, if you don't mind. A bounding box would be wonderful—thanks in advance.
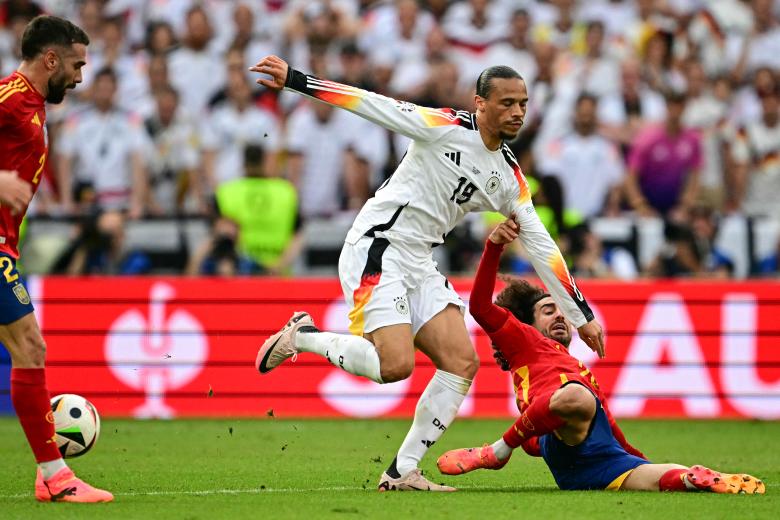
[0,16,112,502]
[437,219,765,494]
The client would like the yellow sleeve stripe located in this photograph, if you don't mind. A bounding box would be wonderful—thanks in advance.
[0,78,23,98]
[15,74,33,91]
[0,84,28,104]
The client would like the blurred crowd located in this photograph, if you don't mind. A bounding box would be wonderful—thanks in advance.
[2,0,779,278]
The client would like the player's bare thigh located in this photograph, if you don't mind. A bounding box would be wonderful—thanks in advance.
[414,304,478,379]
[0,311,46,368]
[364,323,416,383]
[550,383,597,446]
[620,463,688,491]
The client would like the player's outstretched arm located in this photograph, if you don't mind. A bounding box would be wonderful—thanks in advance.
[249,55,460,142]
[469,220,517,333]
[0,170,33,215]
[509,201,605,357]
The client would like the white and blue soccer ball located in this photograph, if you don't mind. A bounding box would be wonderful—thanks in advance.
[50,394,101,458]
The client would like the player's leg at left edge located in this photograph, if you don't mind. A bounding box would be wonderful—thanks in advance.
[1,268,112,502]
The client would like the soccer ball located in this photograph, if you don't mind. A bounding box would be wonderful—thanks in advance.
[50,394,101,458]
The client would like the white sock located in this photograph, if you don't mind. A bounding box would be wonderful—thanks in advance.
[395,370,472,475]
[491,438,512,460]
[39,458,67,480]
[296,331,383,384]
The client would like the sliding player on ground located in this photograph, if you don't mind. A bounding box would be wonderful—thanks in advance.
[437,219,765,494]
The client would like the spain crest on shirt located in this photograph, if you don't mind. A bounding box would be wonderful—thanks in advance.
[13,283,30,305]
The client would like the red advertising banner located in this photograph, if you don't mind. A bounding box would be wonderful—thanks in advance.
[31,277,780,419]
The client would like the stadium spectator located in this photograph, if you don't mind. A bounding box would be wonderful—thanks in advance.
[52,210,149,275]
[554,20,621,99]
[228,2,279,89]
[729,86,780,218]
[682,62,731,211]
[687,0,753,77]
[731,66,777,127]
[484,9,536,89]
[640,29,685,94]
[282,0,358,74]
[646,213,733,279]
[285,99,364,218]
[624,90,702,218]
[443,0,509,83]
[3,0,778,278]
[531,0,584,51]
[201,68,280,191]
[567,223,638,280]
[143,84,201,216]
[535,93,624,219]
[755,235,780,276]
[83,16,148,113]
[598,57,666,148]
[144,20,178,56]
[57,67,148,217]
[214,144,303,275]
[134,52,170,119]
[167,5,225,116]
[186,217,252,276]
[729,0,780,81]
[0,14,28,77]
[688,205,734,278]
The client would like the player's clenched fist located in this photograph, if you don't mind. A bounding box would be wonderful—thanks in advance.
[0,170,32,215]
[249,55,289,91]
[488,219,519,245]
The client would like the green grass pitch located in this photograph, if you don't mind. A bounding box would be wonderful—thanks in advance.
[0,418,777,519]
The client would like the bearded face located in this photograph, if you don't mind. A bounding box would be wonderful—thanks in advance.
[46,67,70,104]
[45,46,86,104]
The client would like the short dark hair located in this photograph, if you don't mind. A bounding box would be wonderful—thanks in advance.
[664,89,687,104]
[476,65,522,98]
[93,66,117,84]
[576,92,599,107]
[20,15,89,61]
[494,276,549,326]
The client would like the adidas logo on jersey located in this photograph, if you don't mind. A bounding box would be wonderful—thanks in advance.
[444,151,461,166]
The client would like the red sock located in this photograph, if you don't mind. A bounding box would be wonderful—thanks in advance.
[10,368,61,463]
[659,468,689,491]
[502,392,565,448]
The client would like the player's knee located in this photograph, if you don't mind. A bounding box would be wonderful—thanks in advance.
[380,357,415,383]
[458,350,480,379]
[549,384,596,420]
[14,334,46,368]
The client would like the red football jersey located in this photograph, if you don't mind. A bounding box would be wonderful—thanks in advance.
[0,71,47,258]
[470,240,646,459]
[489,315,604,414]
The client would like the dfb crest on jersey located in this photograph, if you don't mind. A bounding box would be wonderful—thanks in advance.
[395,100,416,113]
[485,175,500,195]
[13,283,30,305]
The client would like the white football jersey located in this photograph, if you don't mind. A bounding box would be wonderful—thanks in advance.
[284,71,593,327]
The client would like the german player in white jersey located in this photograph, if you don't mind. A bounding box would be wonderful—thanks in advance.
[251,55,605,491]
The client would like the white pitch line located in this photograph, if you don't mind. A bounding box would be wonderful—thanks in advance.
[0,484,523,500]
[0,486,363,499]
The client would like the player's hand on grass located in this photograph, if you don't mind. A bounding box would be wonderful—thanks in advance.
[0,170,33,215]
[488,219,519,245]
[578,319,606,359]
[249,55,289,91]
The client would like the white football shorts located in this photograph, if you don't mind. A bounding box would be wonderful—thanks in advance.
[338,236,464,337]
